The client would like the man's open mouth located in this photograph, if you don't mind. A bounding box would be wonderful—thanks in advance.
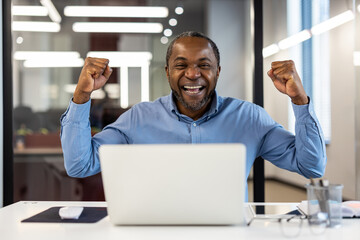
[182,85,205,94]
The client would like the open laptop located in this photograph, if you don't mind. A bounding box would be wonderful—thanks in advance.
[99,143,246,225]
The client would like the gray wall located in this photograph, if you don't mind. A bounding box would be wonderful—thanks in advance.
[206,0,253,101]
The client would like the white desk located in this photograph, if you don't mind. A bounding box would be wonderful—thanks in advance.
[1,201,359,240]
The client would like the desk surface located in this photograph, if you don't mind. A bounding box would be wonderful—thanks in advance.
[1,201,359,240]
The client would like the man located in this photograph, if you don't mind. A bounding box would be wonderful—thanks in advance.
[61,31,326,199]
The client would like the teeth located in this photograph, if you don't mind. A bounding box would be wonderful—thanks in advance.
[184,86,201,89]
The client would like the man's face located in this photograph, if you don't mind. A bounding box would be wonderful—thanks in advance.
[166,37,220,116]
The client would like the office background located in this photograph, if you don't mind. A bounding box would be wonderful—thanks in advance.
[1,0,360,207]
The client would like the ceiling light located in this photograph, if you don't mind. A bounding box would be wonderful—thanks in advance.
[164,29,172,37]
[14,51,81,60]
[160,36,169,44]
[278,30,311,50]
[262,44,279,58]
[23,58,84,68]
[40,0,62,23]
[311,10,354,35]
[86,51,152,67]
[72,22,163,33]
[12,6,48,16]
[169,18,177,26]
[64,6,168,18]
[175,7,184,15]
[12,21,60,32]
[16,37,24,45]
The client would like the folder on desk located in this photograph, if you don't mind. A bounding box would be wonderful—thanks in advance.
[21,207,107,223]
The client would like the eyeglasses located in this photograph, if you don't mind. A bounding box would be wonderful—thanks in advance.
[248,214,327,238]
[279,214,327,238]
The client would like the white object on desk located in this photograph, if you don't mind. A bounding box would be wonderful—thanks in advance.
[58,206,84,219]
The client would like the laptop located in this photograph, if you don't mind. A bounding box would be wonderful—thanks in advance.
[99,143,246,225]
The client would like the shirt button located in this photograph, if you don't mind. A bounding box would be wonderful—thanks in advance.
[193,123,197,127]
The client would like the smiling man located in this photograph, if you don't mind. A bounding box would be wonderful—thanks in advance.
[61,31,326,199]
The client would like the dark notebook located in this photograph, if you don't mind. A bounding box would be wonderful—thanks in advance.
[21,206,107,223]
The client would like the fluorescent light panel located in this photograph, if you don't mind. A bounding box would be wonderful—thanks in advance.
[24,58,84,68]
[64,6,168,18]
[278,30,311,50]
[73,22,163,33]
[87,51,152,67]
[40,0,62,23]
[14,51,80,60]
[12,6,48,16]
[263,9,356,58]
[12,21,60,32]
[262,44,279,58]
[311,10,354,35]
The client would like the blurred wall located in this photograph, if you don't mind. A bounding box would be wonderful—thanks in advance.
[263,0,356,199]
[206,0,253,101]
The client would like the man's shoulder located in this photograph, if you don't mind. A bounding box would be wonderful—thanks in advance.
[219,96,259,110]
[131,95,170,111]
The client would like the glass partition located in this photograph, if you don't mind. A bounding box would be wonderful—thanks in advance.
[11,0,253,201]
[263,0,357,200]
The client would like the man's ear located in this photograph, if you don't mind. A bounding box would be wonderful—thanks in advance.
[217,66,221,79]
[165,65,170,81]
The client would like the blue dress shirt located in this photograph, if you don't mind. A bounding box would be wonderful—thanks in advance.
[60,91,326,199]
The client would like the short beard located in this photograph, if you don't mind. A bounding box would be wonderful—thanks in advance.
[172,88,215,112]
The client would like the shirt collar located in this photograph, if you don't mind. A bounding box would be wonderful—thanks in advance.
[168,90,221,119]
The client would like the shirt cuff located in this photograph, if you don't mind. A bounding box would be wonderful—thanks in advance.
[291,97,317,124]
[61,98,91,124]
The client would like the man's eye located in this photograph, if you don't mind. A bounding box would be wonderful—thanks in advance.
[200,64,210,68]
[175,64,186,69]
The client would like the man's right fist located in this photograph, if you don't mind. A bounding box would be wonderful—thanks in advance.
[73,57,113,104]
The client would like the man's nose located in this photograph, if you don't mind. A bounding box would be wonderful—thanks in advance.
[185,67,201,79]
